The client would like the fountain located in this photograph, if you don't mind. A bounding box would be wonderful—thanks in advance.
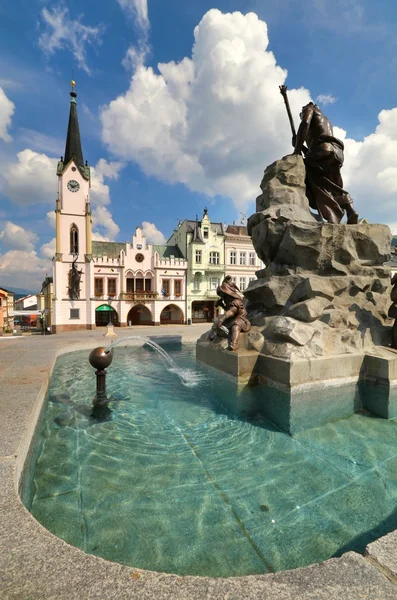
[88,337,204,421]
[54,98,397,577]
[197,152,397,433]
[104,335,203,387]
[88,346,113,421]
[26,341,397,577]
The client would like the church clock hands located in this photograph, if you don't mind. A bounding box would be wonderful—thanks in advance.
[67,180,80,192]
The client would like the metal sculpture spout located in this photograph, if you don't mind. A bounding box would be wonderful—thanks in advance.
[88,347,113,420]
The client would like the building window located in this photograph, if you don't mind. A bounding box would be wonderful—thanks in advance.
[70,308,80,319]
[195,250,202,263]
[249,277,256,283]
[70,224,79,255]
[239,252,246,265]
[94,278,104,297]
[239,277,246,291]
[174,280,182,296]
[126,278,134,293]
[108,279,117,297]
[249,252,256,266]
[145,278,152,291]
[209,251,220,265]
[203,227,209,239]
[135,278,144,292]
[230,251,236,265]
[161,279,170,296]
[135,253,144,263]
[231,276,237,284]
[210,277,220,290]
[193,276,201,291]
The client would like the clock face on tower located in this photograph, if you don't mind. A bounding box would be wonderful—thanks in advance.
[67,180,80,192]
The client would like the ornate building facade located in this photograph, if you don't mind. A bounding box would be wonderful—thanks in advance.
[47,84,187,332]
[167,210,226,323]
[224,225,262,291]
[44,84,261,331]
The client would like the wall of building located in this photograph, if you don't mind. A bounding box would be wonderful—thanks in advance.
[224,230,261,292]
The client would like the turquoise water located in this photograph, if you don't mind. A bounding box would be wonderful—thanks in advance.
[28,345,397,577]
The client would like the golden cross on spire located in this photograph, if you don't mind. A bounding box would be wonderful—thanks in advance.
[70,80,76,91]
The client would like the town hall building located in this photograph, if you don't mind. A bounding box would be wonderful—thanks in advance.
[41,83,261,332]
[47,83,187,332]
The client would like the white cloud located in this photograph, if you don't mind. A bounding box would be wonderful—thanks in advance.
[100,8,397,228]
[1,149,58,205]
[2,150,121,242]
[94,158,124,181]
[101,9,311,209]
[92,206,120,241]
[0,249,50,291]
[90,160,124,240]
[0,221,53,288]
[0,87,15,142]
[340,115,397,225]
[90,231,111,242]
[90,159,124,211]
[117,0,150,71]
[141,221,166,244]
[0,221,38,252]
[2,152,123,218]
[122,46,147,72]
[46,210,56,228]
[38,5,104,75]
[316,94,336,106]
[40,237,56,259]
[117,0,149,33]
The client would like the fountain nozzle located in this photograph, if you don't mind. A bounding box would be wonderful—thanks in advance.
[89,347,113,370]
[89,347,113,420]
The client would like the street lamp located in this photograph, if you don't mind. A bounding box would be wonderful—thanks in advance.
[107,296,113,326]
[103,296,117,339]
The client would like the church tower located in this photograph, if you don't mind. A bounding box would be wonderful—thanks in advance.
[55,80,92,260]
[53,81,93,331]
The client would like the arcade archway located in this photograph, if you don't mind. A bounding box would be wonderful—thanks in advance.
[127,305,152,325]
[191,300,215,323]
[95,305,119,327]
[160,304,184,324]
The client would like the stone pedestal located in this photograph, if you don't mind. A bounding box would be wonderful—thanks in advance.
[197,153,395,434]
[103,323,117,338]
[196,343,397,434]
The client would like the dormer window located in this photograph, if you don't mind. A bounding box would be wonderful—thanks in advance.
[70,224,79,255]
[203,227,209,239]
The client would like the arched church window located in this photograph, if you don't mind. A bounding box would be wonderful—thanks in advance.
[70,224,79,255]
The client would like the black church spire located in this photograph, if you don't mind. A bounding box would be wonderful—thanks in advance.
[64,80,84,169]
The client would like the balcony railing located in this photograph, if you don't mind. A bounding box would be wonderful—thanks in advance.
[190,288,219,296]
[93,294,120,301]
[120,292,159,301]
[207,263,225,270]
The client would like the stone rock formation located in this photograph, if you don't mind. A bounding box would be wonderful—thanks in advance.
[199,154,392,359]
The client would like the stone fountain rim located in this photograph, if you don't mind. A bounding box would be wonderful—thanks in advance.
[1,331,396,599]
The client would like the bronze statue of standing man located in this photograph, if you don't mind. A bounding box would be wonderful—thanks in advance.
[280,86,358,224]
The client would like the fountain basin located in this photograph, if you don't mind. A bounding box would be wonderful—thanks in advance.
[2,329,397,599]
[22,344,397,578]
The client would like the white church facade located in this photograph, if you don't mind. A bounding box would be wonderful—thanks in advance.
[49,84,187,332]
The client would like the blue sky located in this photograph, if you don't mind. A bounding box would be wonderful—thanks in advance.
[1,0,397,290]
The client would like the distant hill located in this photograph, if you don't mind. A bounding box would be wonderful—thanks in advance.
[3,287,35,298]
